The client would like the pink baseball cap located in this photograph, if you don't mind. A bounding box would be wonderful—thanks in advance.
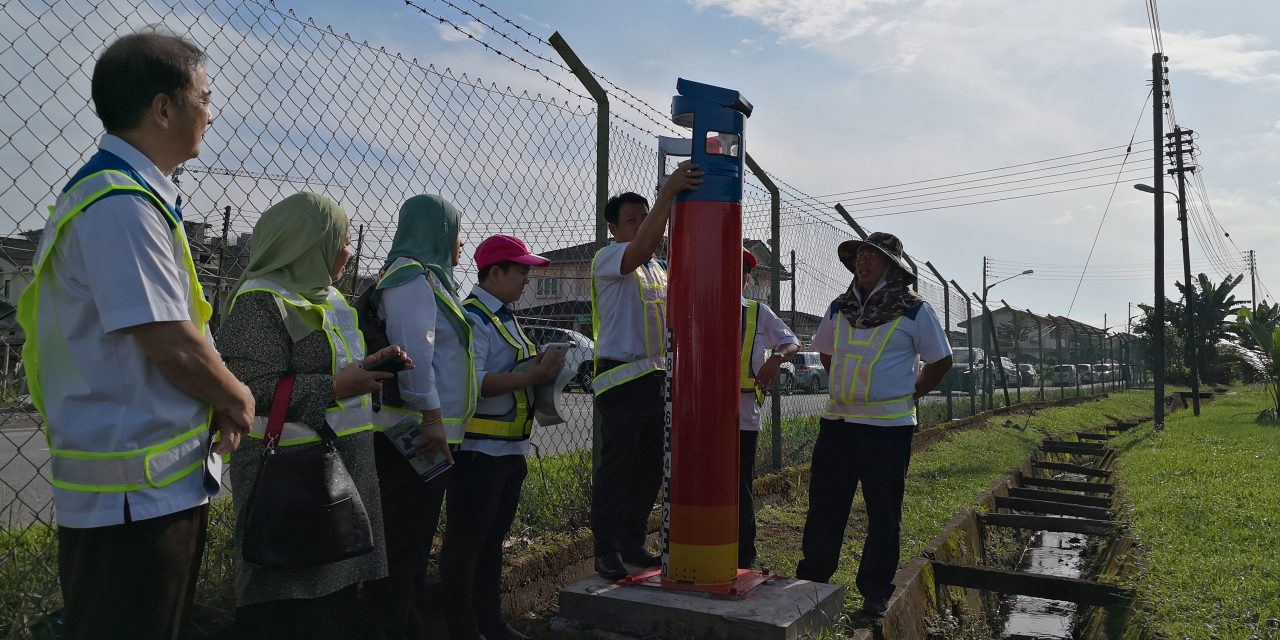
[474,234,550,270]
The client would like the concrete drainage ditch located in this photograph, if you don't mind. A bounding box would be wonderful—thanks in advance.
[873,393,1204,640]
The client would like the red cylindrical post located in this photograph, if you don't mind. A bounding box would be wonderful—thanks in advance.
[666,201,742,585]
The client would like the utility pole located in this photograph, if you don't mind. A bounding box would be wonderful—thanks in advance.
[1249,250,1258,314]
[1169,125,1200,415]
[1151,52,1169,429]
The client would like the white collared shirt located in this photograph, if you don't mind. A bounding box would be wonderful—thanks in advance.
[379,257,473,421]
[591,241,664,362]
[43,134,216,528]
[813,291,953,427]
[461,285,531,457]
[740,299,801,431]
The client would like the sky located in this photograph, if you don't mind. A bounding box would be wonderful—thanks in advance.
[3,0,1275,331]
[271,0,1280,330]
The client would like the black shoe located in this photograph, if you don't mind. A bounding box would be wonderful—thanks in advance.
[483,623,530,640]
[620,548,662,568]
[595,552,629,580]
[859,597,889,620]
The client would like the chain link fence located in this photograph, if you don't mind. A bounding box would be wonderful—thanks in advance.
[0,0,1149,635]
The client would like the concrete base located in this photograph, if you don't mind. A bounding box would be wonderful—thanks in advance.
[553,575,846,640]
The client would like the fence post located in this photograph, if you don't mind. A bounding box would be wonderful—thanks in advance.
[951,282,976,416]
[926,262,952,421]
[350,223,364,296]
[834,203,869,240]
[745,153,784,471]
[1003,301,1022,404]
[1031,309,1045,400]
[550,32,611,480]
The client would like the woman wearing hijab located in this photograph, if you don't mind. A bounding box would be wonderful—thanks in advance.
[794,232,953,621]
[218,192,409,638]
[355,194,474,639]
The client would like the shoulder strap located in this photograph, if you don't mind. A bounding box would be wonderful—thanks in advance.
[264,375,295,449]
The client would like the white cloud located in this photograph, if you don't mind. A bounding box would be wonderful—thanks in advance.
[436,19,487,43]
[1116,28,1280,85]
[730,38,764,56]
[691,0,904,44]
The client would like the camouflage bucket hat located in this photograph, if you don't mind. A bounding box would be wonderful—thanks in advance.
[837,232,915,283]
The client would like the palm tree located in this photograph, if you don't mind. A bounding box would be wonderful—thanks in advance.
[1175,273,1244,384]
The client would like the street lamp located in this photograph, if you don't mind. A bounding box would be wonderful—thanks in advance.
[978,269,1033,408]
[1133,183,1179,202]
[983,269,1034,303]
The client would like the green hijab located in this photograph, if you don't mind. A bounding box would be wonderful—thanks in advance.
[378,194,461,297]
[226,192,349,341]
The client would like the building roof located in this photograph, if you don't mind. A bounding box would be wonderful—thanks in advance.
[0,236,37,268]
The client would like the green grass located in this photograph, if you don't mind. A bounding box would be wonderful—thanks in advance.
[751,390,1153,618]
[0,524,58,638]
[1107,387,1280,639]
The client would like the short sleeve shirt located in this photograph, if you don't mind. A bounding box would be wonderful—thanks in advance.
[740,300,800,431]
[813,293,952,427]
[42,134,215,528]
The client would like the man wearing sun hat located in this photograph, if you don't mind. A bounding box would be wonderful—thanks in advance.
[794,232,953,620]
[439,234,566,640]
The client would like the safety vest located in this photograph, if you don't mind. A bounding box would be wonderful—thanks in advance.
[824,315,916,421]
[740,300,764,405]
[231,280,376,446]
[19,165,214,492]
[590,251,668,396]
[371,261,476,444]
[462,297,536,441]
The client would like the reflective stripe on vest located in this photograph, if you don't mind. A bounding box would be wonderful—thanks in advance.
[740,300,764,405]
[462,297,535,441]
[232,280,376,446]
[20,170,213,492]
[590,249,667,396]
[375,262,476,444]
[824,315,915,420]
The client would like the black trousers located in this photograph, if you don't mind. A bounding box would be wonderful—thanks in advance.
[439,451,527,638]
[57,502,208,640]
[590,367,665,555]
[236,584,357,640]
[356,433,448,640]
[795,419,913,604]
[738,429,759,568]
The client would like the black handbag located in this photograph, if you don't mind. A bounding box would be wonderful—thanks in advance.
[241,375,374,569]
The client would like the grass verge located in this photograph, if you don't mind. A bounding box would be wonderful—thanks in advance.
[1108,386,1280,639]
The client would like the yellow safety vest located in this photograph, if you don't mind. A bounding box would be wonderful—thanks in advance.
[824,315,916,421]
[231,280,376,446]
[590,250,667,395]
[740,300,764,405]
[18,170,214,492]
[462,297,536,441]
[371,261,476,444]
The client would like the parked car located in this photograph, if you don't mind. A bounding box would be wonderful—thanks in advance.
[522,325,595,392]
[947,346,987,392]
[777,358,796,394]
[790,351,828,393]
[1016,363,1040,388]
[1051,364,1078,386]
[1093,363,1113,383]
[1075,363,1094,384]
[998,357,1018,387]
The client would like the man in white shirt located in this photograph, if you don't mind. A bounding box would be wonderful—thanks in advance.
[588,163,701,580]
[737,249,800,569]
[440,235,563,640]
[794,232,952,620]
[18,32,253,640]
